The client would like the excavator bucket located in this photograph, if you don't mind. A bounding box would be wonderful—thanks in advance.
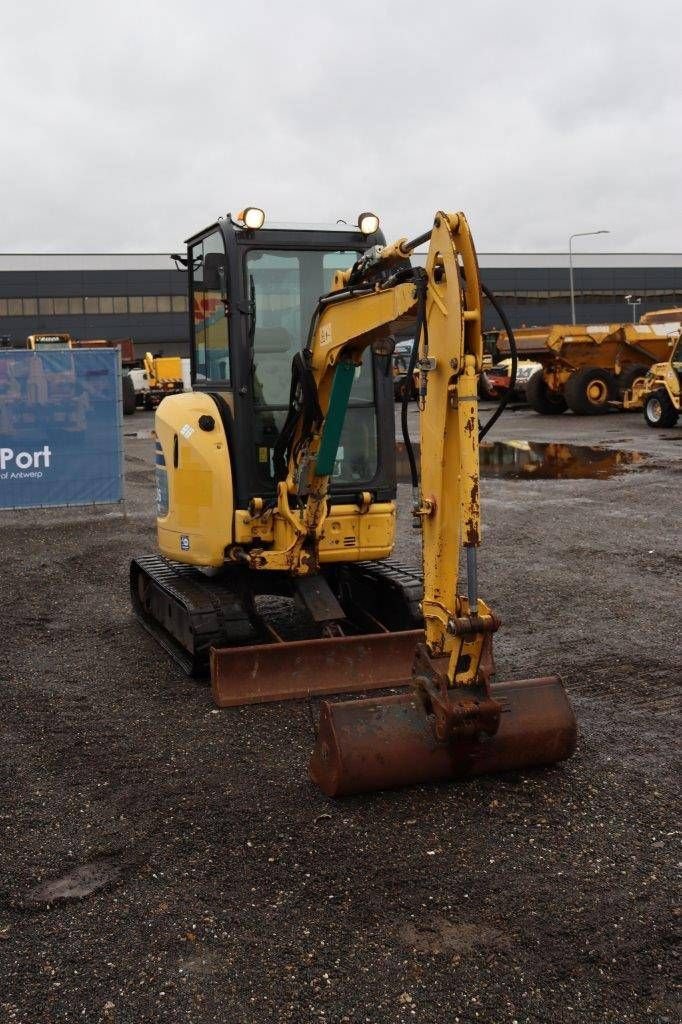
[211,630,423,707]
[309,676,577,797]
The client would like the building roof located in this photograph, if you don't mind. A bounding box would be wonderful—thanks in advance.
[420,252,682,269]
[0,251,681,272]
[0,253,174,272]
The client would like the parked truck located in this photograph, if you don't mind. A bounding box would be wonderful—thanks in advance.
[521,322,673,415]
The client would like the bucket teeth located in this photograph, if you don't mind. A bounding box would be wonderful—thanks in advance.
[309,676,577,797]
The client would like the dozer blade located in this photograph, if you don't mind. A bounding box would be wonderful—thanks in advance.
[210,630,423,707]
[309,676,577,797]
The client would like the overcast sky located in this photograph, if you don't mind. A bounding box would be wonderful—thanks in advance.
[1,0,680,254]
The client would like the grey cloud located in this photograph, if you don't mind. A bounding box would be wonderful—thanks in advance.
[1,0,680,254]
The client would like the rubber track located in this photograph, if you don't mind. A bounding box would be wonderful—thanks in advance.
[130,555,258,677]
[342,559,424,629]
[130,555,424,678]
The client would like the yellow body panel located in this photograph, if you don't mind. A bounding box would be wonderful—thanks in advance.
[155,392,234,567]
[233,504,395,562]
[156,392,396,568]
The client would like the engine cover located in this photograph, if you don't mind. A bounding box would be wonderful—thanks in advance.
[155,392,234,567]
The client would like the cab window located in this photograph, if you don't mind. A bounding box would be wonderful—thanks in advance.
[246,247,378,486]
[191,230,230,383]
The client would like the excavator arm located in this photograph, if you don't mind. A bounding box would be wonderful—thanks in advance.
[408,212,503,741]
[265,211,498,699]
[300,211,577,796]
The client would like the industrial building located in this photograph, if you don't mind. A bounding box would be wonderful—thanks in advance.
[0,254,188,358]
[0,250,680,356]
[477,251,682,330]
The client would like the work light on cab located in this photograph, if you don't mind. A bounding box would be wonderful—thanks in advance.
[358,211,380,235]
[237,207,266,230]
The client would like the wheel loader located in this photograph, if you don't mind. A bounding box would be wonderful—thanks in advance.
[131,206,576,796]
[624,332,681,427]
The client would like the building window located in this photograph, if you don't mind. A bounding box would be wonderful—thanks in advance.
[0,294,190,316]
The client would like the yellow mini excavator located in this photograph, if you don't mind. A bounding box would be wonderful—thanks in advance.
[131,207,576,796]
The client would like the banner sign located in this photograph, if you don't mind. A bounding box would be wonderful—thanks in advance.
[0,348,124,509]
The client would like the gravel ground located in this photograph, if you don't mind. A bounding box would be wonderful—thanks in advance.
[0,404,679,1024]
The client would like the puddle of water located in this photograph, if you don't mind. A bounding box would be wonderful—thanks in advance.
[396,440,648,481]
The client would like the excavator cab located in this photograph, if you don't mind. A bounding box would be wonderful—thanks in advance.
[183,213,396,512]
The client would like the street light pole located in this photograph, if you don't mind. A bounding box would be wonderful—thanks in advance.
[625,294,641,323]
[569,229,610,325]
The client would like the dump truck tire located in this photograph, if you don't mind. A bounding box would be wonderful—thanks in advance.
[618,364,649,398]
[526,370,567,415]
[644,389,679,428]
[122,373,137,416]
[564,367,615,415]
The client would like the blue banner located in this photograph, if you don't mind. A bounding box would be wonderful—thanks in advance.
[0,348,124,508]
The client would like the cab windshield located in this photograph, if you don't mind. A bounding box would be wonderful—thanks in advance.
[246,248,378,487]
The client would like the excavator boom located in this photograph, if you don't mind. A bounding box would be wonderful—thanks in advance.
[306,212,577,795]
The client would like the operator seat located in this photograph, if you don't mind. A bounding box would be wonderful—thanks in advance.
[252,327,295,408]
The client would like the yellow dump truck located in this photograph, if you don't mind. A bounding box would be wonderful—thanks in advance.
[523,322,673,415]
[639,307,682,331]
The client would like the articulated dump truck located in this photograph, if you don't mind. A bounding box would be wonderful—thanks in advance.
[498,322,675,416]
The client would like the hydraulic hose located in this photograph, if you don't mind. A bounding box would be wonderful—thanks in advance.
[400,272,427,491]
[479,283,518,440]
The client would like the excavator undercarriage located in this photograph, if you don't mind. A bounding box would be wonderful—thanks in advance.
[131,555,423,701]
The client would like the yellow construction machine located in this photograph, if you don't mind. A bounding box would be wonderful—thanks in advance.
[625,333,681,427]
[525,323,672,415]
[134,352,185,409]
[131,207,576,796]
[26,332,75,350]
